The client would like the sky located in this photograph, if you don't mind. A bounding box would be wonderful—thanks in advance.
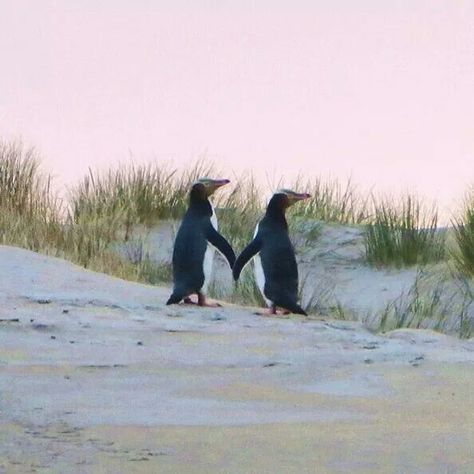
[0,0,473,211]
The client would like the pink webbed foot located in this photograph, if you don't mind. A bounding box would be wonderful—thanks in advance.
[254,306,290,316]
[254,306,277,316]
[197,293,222,308]
[183,296,197,305]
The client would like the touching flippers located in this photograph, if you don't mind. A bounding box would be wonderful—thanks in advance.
[233,237,262,281]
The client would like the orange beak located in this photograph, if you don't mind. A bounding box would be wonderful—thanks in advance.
[289,192,311,203]
[294,192,311,200]
[212,179,230,189]
[206,178,230,195]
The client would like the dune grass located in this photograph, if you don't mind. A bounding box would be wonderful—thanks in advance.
[289,176,369,224]
[70,161,264,245]
[364,194,445,267]
[0,141,52,216]
[71,160,216,239]
[378,271,473,338]
[69,161,267,299]
[70,165,372,251]
[0,140,169,281]
[2,137,473,335]
[452,190,474,277]
[0,140,65,252]
[215,174,262,247]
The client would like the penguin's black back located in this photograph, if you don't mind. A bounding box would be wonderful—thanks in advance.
[171,197,212,297]
[258,199,298,304]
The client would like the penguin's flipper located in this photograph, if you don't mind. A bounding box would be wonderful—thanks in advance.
[206,224,236,268]
[233,238,262,281]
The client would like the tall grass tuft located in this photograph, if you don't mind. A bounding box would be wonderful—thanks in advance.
[290,176,369,224]
[0,140,58,217]
[452,189,474,277]
[0,140,64,252]
[70,160,217,238]
[378,271,473,337]
[0,140,159,276]
[365,194,445,267]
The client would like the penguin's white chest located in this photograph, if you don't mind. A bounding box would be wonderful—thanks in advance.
[252,224,272,307]
[202,206,218,292]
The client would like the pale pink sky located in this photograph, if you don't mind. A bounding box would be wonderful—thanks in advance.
[1,1,473,210]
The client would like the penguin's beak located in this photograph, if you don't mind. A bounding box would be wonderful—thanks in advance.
[207,178,230,195]
[293,192,311,201]
[212,179,230,189]
[287,191,311,204]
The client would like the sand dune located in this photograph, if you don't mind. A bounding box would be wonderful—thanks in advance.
[125,221,473,331]
[1,245,474,473]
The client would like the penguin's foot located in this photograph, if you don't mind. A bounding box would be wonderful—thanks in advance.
[197,293,222,307]
[201,302,222,308]
[254,306,277,316]
[183,297,197,305]
[254,306,290,316]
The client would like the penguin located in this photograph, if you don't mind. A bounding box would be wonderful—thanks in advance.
[233,189,311,315]
[166,178,236,306]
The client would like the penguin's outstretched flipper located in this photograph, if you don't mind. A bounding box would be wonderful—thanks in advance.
[206,224,236,268]
[233,237,262,281]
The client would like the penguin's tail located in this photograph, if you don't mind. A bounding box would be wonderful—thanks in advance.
[166,291,184,305]
[273,296,307,316]
[286,303,307,316]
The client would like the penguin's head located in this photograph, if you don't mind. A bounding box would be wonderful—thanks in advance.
[191,178,230,200]
[272,189,311,209]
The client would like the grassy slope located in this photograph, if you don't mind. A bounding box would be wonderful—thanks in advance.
[1,138,473,335]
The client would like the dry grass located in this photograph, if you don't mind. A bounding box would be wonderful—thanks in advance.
[289,176,369,224]
[377,270,473,338]
[71,160,216,238]
[365,194,445,267]
[2,138,474,336]
[452,189,474,277]
[0,140,64,253]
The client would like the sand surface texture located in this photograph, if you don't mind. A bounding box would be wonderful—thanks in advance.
[1,245,474,473]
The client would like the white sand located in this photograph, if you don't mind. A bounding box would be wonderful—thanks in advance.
[1,245,474,473]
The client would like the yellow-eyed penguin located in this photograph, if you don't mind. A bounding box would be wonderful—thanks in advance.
[167,178,235,306]
[233,189,310,315]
